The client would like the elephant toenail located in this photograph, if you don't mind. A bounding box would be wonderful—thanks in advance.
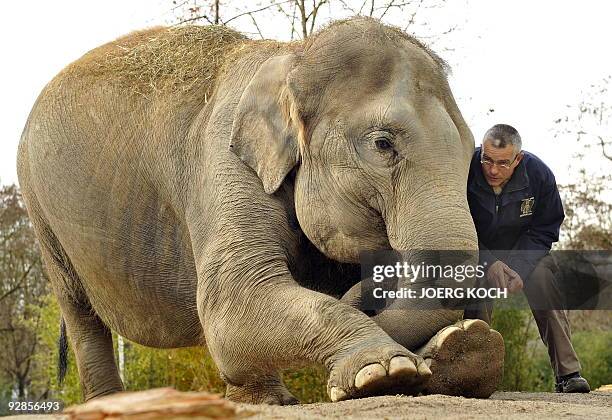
[355,363,387,389]
[462,319,489,332]
[417,359,433,377]
[436,326,461,346]
[389,356,417,376]
[329,386,348,402]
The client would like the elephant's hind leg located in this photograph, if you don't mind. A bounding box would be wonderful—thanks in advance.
[58,298,125,400]
[25,192,123,400]
[416,319,504,398]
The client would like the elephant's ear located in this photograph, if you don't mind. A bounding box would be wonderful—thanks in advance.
[230,54,304,194]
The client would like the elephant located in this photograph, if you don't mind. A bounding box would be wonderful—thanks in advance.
[17,17,504,404]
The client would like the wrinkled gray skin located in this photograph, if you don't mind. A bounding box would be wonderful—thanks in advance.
[17,18,487,404]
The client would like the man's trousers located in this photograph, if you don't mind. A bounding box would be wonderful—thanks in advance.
[464,254,581,377]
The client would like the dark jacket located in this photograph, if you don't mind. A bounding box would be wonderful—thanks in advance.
[467,147,565,281]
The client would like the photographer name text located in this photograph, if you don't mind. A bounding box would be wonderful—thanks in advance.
[372,287,507,299]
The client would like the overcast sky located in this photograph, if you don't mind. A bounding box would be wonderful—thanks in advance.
[1,0,610,187]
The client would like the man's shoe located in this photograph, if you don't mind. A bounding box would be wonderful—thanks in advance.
[555,373,591,393]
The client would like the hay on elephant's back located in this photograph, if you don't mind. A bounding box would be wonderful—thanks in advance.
[68,25,247,95]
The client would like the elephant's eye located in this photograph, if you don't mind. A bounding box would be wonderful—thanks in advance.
[375,139,393,150]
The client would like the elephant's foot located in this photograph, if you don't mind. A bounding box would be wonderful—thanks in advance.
[327,341,432,402]
[224,378,299,405]
[417,319,504,398]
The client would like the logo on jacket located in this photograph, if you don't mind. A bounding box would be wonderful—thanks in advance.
[520,197,535,217]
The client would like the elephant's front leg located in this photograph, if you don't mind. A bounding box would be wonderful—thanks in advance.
[341,282,504,398]
[197,256,431,404]
[413,319,504,398]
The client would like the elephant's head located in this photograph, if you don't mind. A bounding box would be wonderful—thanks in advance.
[230,18,477,263]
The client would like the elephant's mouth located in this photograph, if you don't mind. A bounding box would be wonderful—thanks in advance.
[314,229,392,264]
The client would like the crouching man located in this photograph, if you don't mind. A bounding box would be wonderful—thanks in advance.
[465,124,590,393]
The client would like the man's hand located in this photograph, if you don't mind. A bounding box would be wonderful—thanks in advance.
[487,261,523,293]
[503,264,523,293]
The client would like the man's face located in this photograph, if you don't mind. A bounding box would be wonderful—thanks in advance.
[480,138,523,187]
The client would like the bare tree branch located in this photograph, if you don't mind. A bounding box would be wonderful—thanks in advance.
[598,135,612,161]
[404,0,424,31]
[357,0,368,15]
[170,0,190,12]
[248,12,265,39]
[296,0,308,38]
[337,0,357,14]
[273,0,297,39]
[309,0,329,35]
[223,0,294,26]
[0,262,35,302]
[175,13,214,25]
[290,0,298,40]
[378,0,397,20]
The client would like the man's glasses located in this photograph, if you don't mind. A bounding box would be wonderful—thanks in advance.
[480,153,518,169]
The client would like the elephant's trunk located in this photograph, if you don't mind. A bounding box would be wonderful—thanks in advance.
[385,175,479,290]
[387,200,477,251]
[386,153,478,252]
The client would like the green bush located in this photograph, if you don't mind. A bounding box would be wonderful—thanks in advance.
[492,308,612,392]
[121,342,225,395]
[123,343,329,402]
[572,330,612,390]
[283,365,328,403]
[492,308,546,391]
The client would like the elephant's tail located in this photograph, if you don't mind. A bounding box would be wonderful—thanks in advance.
[58,317,68,385]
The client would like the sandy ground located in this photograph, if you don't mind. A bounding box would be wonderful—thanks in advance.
[7,391,610,420]
[238,391,612,419]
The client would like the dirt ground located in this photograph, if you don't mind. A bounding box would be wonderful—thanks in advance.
[7,391,610,420]
[238,391,612,419]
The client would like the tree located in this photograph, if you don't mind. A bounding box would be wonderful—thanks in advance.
[550,77,612,393]
[554,75,612,162]
[166,0,459,42]
[552,76,612,251]
[559,170,612,250]
[168,0,331,39]
[0,185,49,399]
